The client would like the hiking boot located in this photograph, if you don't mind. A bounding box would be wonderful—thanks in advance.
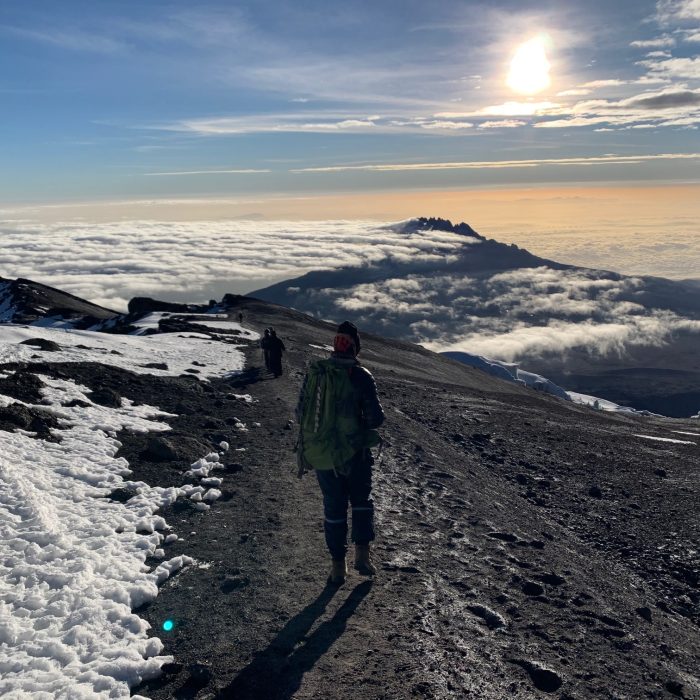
[328,558,347,586]
[354,544,376,576]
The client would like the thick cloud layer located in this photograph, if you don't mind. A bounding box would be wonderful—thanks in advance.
[313,266,700,361]
[2,218,699,366]
[0,220,467,310]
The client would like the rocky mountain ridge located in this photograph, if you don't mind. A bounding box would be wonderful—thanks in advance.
[0,276,118,326]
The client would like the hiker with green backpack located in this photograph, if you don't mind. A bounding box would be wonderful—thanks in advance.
[296,321,385,585]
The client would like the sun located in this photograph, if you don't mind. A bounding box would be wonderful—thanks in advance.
[507,36,551,95]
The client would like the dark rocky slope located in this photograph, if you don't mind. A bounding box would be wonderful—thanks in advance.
[3,297,697,699]
[0,276,118,325]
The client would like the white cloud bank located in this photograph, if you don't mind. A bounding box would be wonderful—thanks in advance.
[300,265,700,362]
[1,218,699,366]
[1,218,699,315]
[0,220,468,310]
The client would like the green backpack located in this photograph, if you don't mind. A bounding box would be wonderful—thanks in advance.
[297,359,380,475]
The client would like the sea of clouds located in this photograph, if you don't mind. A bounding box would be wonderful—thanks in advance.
[289,264,700,361]
[2,218,699,312]
[0,219,468,311]
[2,218,699,363]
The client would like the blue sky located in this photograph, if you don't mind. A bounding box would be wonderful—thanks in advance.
[1,0,699,206]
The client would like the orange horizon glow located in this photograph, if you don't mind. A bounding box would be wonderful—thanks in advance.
[7,182,700,226]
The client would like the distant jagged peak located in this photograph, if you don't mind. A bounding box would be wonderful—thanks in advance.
[390,217,484,240]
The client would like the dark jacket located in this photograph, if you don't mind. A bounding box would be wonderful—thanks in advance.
[268,336,285,355]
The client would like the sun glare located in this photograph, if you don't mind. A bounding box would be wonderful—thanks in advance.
[507,36,551,95]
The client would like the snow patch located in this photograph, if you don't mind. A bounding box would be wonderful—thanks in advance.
[633,434,696,445]
[0,324,245,380]
[0,375,193,698]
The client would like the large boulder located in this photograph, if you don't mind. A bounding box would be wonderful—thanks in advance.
[128,297,210,315]
[19,338,61,352]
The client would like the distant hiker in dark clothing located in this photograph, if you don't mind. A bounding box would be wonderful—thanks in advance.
[296,321,385,585]
[238,312,243,323]
[260,328,271,371]
[267,329,286,377]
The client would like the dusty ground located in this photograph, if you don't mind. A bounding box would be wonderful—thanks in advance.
[4,297,698,699]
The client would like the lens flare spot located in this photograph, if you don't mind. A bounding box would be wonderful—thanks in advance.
[507,36,551,95]
[163,619,174,632]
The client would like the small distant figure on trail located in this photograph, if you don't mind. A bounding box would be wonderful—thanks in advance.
[267,329,286,378]
[295,321,385,586]
[238,312,243,323]
[260,328,271,371]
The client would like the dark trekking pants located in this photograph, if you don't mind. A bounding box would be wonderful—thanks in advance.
[269,351,282,376]
[316,453,375,561]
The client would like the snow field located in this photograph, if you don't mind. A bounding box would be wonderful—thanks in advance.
[443,350,570,401]
[0,324,246,380]
[633,434,697,445]
[0,323,252,697]
[0,376,193,698]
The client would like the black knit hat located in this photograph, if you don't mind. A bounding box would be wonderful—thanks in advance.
[336,320,361,354]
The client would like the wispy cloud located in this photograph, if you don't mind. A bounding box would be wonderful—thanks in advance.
[478,120,527,129]
[656,0,700,24]
[640,55,700,79]
[144,169,271,176]
[417,120,474,130]
[630,36,676,48]
[4,26,126,53]
[437,102,560,118]
[532,87,700,128]
[155,114,383,135]
[623,89,700,108]
[291,152,700,173]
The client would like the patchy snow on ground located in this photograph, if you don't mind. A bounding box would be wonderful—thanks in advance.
[0,324,253,697]
[189,320,260,340]
[129,311,172,332]
[232,394,255,403]
[129,313,259,341]
[0,374,194,698]
[633,434,697,445]
[0,324,246,379]
[672,431,700,437]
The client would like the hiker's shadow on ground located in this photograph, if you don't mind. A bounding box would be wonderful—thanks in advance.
[226,366,263,388]
[215,580,373,699]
